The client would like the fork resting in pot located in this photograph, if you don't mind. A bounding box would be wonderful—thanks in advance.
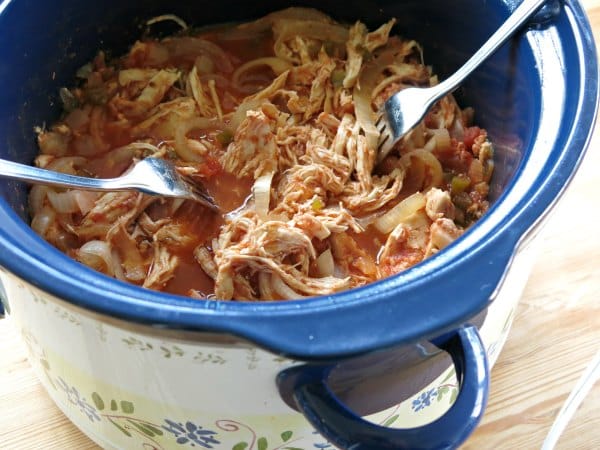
[376,0,549,162]
[0,157,219,211]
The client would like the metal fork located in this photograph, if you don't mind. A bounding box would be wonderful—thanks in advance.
[0,157,219,211]
[376,0,549,162]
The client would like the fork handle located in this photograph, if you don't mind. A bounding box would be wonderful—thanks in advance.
[0,158,123,192]
[430,0,548,101]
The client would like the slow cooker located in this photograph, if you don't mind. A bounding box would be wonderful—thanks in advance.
[0,0,597,448]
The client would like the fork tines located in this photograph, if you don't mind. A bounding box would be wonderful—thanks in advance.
[180,174,220,212]
[375,111,395,163]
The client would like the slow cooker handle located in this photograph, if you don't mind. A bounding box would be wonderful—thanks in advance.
[279,324,488,450]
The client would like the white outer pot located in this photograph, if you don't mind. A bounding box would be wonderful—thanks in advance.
[0,240,536,450]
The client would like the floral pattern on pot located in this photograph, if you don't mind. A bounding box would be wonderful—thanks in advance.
[18,324,472,450]
[3,241,536,449]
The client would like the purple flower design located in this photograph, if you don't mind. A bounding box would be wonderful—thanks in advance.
[162,419,220,448]
[411,388,438,412]
[55,377,100,422]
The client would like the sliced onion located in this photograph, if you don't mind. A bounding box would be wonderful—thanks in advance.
[29,185,49,215]
[85,144,147,177]
[424,135,436,152]
[374,192,426,234]
[174,117,221,162]
[371,72,408,100]
[403,153,426,192]
[253,171,274,220]
[73,191,100,215]
[354,48,404,149]
[228,98,262,131]
[111,248,126,280]
[410,122,427,148]
[312,223,331,241]
[165,37,234,73]
[77,240,115,275]
[354,42,424,150]
[30,206,56,236]
[45,156,87,174]
[430,128,451,150]
[355,210,385,229]
[47,190,80,214]
[399,149,443,191]
[232,57,293,88]
[315,248,335,277]
[450,117,465,140]
[46,189,99,216]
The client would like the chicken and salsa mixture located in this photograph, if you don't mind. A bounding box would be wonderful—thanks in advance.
[30,8,494,300]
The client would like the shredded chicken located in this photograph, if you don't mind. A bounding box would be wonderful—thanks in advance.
[31,8,494,301]
[425,188,455,221]
[111,69,180,118]
[144,244,179,290]
[221,106,280,178]
[343,19,396,89]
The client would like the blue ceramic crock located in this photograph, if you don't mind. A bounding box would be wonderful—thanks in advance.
[0,0,597,448]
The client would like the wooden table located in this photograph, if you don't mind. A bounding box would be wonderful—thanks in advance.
[2,2,600,449]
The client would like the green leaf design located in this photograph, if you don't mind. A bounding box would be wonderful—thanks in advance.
[449,388,458,405]
[383,414,399,427]
[232,442,248,450]
[437,386,450,402]
[91,392,105,410]
[110,399,118,411]
[126,419,158,437]
[120,400,134,414]
[257,437,268,450]
[143,423,164,436]
[283,447,304,450]
[108,418,131,437]
[281,430,293,442]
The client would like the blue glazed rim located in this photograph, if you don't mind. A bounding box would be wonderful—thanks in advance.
[0,0,597,360]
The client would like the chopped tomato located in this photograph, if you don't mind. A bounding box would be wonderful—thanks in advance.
[380,248,424,277]
[434,139,473,174]
[463,126,483,150]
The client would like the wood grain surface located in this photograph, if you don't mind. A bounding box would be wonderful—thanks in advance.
[1,1,600,448]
